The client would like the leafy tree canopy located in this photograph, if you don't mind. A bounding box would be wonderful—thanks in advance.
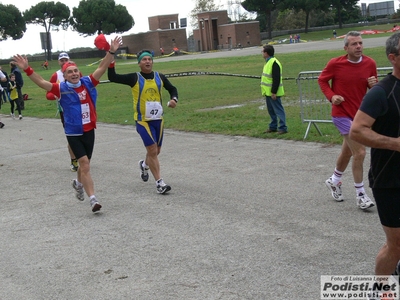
[241,0,276,39]
[278,0,330,33]
[24,1,71,32]
[190,0,222,29]
[70,0,134,35]
[0,4,26,41]
[331,0,359,28]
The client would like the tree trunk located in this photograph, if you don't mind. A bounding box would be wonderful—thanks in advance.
[266,9,272,39]
[46,31,52,61]
[305,11,310,33]
[337,4,343,29]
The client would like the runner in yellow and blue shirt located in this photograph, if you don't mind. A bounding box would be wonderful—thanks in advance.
[108,49,178,194]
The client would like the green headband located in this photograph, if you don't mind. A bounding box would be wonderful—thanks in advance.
[137,52,152,63]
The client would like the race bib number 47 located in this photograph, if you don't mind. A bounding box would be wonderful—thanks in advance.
[145,101,163,120]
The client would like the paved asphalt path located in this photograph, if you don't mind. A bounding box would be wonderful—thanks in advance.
[0,36,391,300]
[160,35,388,61]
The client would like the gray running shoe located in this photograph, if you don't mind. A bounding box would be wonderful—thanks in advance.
[356,193,375,210]
[138,160,149,182]
[90,197,102,212]
[156,180,171,194]
[72,179,84,201]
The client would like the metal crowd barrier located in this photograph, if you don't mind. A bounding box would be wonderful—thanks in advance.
[297,67,392,140]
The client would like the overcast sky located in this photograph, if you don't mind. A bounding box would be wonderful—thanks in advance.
[0,0,395,59]
[0,0,199,59]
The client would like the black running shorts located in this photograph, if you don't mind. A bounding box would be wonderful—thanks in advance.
[372,188,400,228]
[66,129,95,160]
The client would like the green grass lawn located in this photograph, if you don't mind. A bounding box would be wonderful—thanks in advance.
[270,23,398,43]
[5,23,396,145]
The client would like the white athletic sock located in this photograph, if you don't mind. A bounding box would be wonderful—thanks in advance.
[331,168,343,185]
[354,182,365,195]
[142,160,149,169]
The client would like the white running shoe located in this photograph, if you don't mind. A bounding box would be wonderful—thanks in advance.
[356,192,375,210]
[325,177,343,201]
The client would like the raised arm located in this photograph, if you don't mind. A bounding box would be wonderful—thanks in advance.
[12,55,53,91]
[92,36,122,81]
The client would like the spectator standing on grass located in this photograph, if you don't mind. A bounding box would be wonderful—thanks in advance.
[12,36,122,213]
[10,61,24,110]
[9,73,22,120]
[108,49,178,195]
[318,31,377,210]
[261,44,287,135]
[46,52,80,172]
[350,31,400,283]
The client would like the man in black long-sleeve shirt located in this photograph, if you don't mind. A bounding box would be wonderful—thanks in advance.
[108,49,178,195]
[10,61,24,110]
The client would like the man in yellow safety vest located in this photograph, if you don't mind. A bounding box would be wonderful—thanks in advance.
[261,45,287,134]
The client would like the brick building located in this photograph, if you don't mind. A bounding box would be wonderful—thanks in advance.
[120,10,260,56]
[193,10,260,51]
[121,14,187,56]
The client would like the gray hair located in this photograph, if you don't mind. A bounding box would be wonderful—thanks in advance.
[386,32,400,57]
[344,31,361,46]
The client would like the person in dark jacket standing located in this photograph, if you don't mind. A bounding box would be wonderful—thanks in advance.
[10,61,24,110]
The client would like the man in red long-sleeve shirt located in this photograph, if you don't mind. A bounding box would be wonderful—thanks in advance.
[318,31,378,210]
